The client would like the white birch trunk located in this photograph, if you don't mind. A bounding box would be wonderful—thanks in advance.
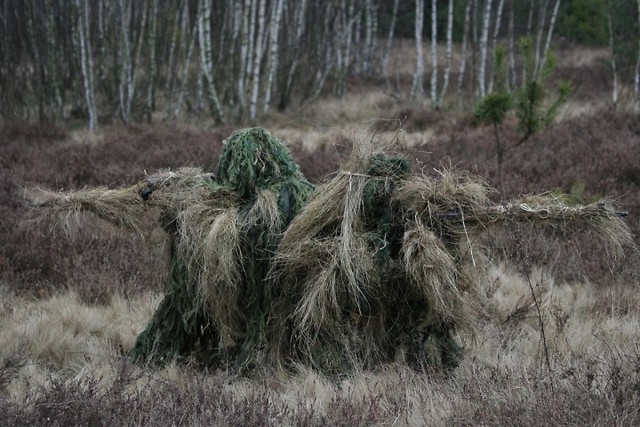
[439,0,454,107]
[534,0,549,74]
[117,0,133,123]
[492,0,505,46]
[363,0,377,75]
[215,2,229,67]
[238,0,251,111]
[457,0,472,100]
[231,0,242,94]
[198,0,225,123]
[541,0,561,68]
[479,0,493,97]
[410,0,425,101]
[263,0,284,113]
[246,0,257,102]
[430,0,438,108]
[249,0,266,122]
[76,0,98,129]
[45,0,63,119]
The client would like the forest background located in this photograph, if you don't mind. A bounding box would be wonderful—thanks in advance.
[2,0,639,126]
[2,0,640,425]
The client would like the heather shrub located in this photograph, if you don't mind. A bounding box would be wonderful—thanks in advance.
[0,121,68,144]
[0,125,228,301]
[2,111,638,301]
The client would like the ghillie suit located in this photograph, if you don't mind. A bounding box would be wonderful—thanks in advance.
[28,128,633,375]
[272,138,492,373]
[131,128,314,369]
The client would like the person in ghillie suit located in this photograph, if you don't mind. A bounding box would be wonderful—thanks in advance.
[131,128,314,370]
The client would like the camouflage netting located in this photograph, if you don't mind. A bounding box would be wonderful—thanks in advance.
[28,127,634,375]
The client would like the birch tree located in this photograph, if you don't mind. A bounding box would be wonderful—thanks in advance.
[76,0,98,130]
[534,0,549,73]
[541,0,561,70]
[479,0,494,97]
[238,0,251,113]
[262,0,284,114]
[410,0,425,101]
[198,0,225,123]
[117,0,134,123]
[362,0,378,76]
[439,0,454,108]
[249,0,267,122]
[457,0,473,101]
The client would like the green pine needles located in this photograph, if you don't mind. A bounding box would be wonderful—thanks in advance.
[474,38,572,193]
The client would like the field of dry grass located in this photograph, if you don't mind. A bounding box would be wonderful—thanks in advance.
[2,44,640,425]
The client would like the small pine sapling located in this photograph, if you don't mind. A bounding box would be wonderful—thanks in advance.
[474,38,572,195]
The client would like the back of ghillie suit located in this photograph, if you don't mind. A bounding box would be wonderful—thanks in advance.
[131,128,314,369]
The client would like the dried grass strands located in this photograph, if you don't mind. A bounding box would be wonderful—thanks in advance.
[292,244,341,333]
[400,216,469,328]
[394,168,492,219]
[26,185,146,235]
[176,200,242,342]
[461,195,634,260]
[142,167,219,209]
[278,131,376,245]
[244,189,283,232]
[276,175,377,335]
[26,167,216,236]
[145,167,210,191]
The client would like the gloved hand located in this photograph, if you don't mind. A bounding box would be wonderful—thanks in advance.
[139,178,158,201]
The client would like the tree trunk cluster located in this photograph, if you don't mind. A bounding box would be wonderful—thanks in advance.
[1,0,638,128]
